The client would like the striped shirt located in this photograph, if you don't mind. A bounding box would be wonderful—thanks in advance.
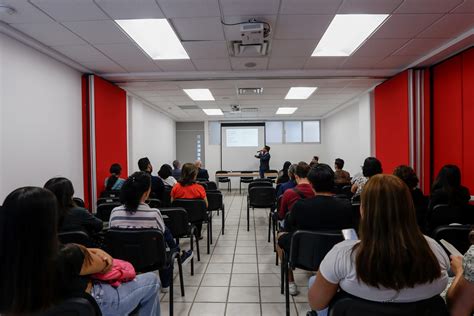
[109,203,165,232]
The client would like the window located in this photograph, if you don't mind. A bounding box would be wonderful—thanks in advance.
[284,121,302,143]
[303,121,321,143]
[208,121,221,145]
[265,121,283,143]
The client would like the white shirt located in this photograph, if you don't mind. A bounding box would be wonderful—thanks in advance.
[319,236,449,303]
[161,176,177,187]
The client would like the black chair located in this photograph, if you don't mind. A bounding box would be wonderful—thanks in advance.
[197,182,209,190]
[266,169,279,182]
[207,181,218,190]
[106,228,184,316]
[351,203,361,233]
[96,197,119,207]
[38,294,101,316]
[216,171,231,191]
[161,207,200,276]
[207,190,226,240]
[146,198,162,209]
[327,294,448,316]
[172,199,211,255]
[58,230,95,248]
[248,180,273,192]
[161,186,172,207]
[100,190,120,198]
[283,230,344,316]
[427,204,470,234]
[247,186,276,235]
[96,202,121,222]
[239,171,254,194]
[73,197,85,208]
[433,224,473,255]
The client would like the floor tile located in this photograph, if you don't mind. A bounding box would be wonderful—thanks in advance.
[177,273,204,287]
[226,303,261,316]
[213,246,236,254]
[233,254,257,263]
[259,273,282,287]
[160,302,192,316]
[162,286,198,302]
[206,263,233,273]
[260,287,286,303]
[189,302,226,316]
[210,254,234,263]
[261,303,297,315]
[195,286,229,302]
[228,286,260,303]
[201,273,231,286]
[235,246,257,254]
[232,263,258,274]
[230,273,259,287]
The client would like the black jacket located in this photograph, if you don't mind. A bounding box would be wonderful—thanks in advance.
[197,168,209,181]
[60,207,103,235]
[255,152,271,171]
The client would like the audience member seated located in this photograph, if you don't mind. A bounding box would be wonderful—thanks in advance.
[334,158,351,186]
[447,230,474,316]
[172,159,182,180]
[309,155,319,168]
[278,161,314,220]
[158,164,177,187]
[194,160,209,181]
[138,157,165,199]
[278,163,353,296]
[277,161,292,184]
[110,171,192,293]
[427,165,471,232]
[351,157,382,201]
[104,163,125,191]
[393,165,428,232]
[171,163,208,238]
[277,164,297,196]
[0,187,161,315]
[44,177,102,236]
[308,174,449,316]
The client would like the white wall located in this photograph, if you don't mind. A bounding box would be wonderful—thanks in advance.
[0,33,84,201]
[322,92,373,176]
[128,96,176,174]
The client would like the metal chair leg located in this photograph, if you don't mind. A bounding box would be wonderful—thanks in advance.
[247,203,250,231]
[281,251,285,294]
[177,255,185,296]
[285,254,290,316]
[221,204,225,235]
[267,211,272,242]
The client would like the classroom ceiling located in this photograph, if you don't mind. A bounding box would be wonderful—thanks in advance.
[1,0,473,121]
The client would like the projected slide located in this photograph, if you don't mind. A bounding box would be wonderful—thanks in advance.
[226,128,259,147]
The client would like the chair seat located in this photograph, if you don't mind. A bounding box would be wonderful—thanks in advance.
[218,178,230,182]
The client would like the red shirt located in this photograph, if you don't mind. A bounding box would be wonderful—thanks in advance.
[171,183,206,200]
[278,183,315,219]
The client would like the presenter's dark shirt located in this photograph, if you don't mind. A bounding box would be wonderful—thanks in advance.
[256,152,271,171]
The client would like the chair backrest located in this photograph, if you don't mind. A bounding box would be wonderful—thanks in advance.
[216,170,229,174]
[161,186,172,207]
[329,294,448,316]
[207,181,218,190]
[248,181,273,191]
[351,203,361,232]
[289,230,344,271]
[433,224,473,255]
[248,186,276,208]
[106,228,166,273]
[172,199,207,223]
[197,182,209,190]
[38,294,101,316]
[73,197,85,208]
[58,230,94,248]
[100,190,120,198]
[207,191,223,211]
[96,202,121,222]
[428,204,466,233]
[97,197,119,207]
[146,198,162,209]
[160,207,190,237]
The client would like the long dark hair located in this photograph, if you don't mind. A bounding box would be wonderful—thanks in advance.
[44,177,75,228]
[362,157,383,177]
[158,164,173,179]
[432,165,463,201]
[179,163,198,186]
[354,175,441,290]
[120,171,151,213]
[0,187,59,313]
[106,163,122,191]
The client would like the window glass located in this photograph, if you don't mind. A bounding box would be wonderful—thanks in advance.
[208,121,221,145]
[266,121,283,143]
[303,121,321,143]
[284,121,302,143]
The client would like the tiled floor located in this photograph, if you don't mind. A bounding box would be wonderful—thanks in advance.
[160,191,313,316]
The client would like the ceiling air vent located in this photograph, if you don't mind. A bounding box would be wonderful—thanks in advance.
[231,41,269,57]
[241,108,259,113]
[178,105,200,110]
[238,87,263,95]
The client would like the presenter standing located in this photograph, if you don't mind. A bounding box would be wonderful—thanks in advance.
[255,145,271,178]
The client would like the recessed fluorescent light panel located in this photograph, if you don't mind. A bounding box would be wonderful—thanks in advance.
[115,19,189,60]
[285,87,317,100]
[183,89,215,101]
[203,109,223,115]
[276,107,298,115]
[312,14,389,57]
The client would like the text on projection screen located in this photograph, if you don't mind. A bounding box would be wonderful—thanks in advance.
[226,128,259,147]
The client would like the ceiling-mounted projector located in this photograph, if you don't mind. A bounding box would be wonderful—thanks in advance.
[240,23,264,45]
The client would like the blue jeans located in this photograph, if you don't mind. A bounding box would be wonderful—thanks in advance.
[91,272,161,316]
[259,167,267,179]
[308,275,328,316]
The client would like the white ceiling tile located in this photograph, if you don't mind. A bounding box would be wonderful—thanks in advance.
[182,41,229,59]
[63,20,131,44]
[270,39,317,57]
[417,14,474,38]
[230,57,269,70]
[211,88,236,96]
[193,59,232,71]
[0,0,53,23]
[94,43,150,60]
[81,59,126,73]
[337,0,403,14]
[94,0,165,19]
[222,15,277,41]
[372,14,443,38]
[274,15,333,39]
[12,22,87,46]
[393,38,448,56]
[172,17,224,41]
[280,0,343,14]
[342,56,385,68]
[153,89,186,96]
[453,0,474,13]
[158,0,220,17]
[30,0,108,21]
[304,57,347,69]
[154,60,196,71]
[375,55,418,69]
[268,57,308,69]
[395,0,464,13]
[51,44,106,61]
[115,59,161,72]
[220,0,280,16]
[352,38,410,58]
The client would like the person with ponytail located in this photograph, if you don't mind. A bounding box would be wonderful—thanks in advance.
[104,163,125,191]
[109,172,193,293]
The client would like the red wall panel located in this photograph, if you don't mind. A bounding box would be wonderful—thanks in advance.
[81,75,91,209]
[422,70,431,194]
[374,70,410,174]
[462,48,474,191]
[432,55,463,177]
[93,76,128,197]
